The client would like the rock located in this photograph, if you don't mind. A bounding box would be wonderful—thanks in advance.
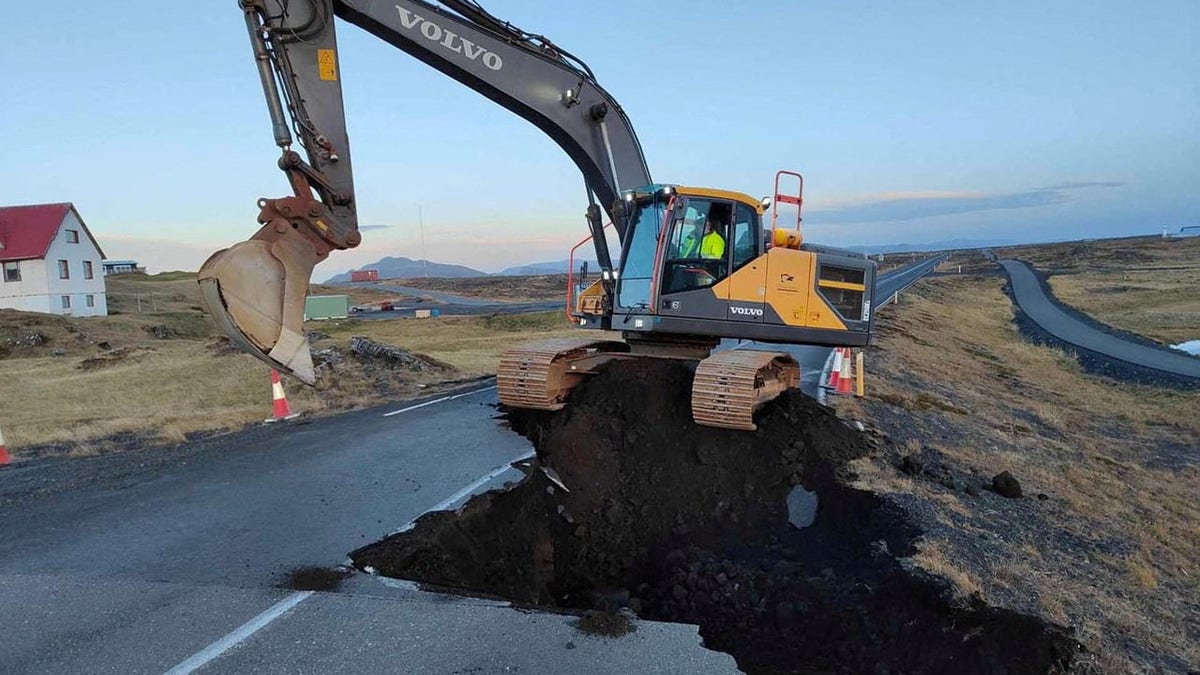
[1037,493,1049,501]
[143,324,173,339]
[775,601,795,625]
[965,484,981,496]
[50,348,66,357]
[97,341,111,350]
[869,539,891,559]
[992,471,1023,498]
[604,504,622,524]
[565,640,576,650]
[900,455,923,476]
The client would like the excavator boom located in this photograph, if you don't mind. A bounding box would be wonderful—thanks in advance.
[201,0,652,381]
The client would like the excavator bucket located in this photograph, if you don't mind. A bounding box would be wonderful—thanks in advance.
[198,226,321,384]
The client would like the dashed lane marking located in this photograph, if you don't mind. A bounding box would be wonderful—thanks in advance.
[163,591,313,675]
[388,449,536,536]
[382,385,497,417]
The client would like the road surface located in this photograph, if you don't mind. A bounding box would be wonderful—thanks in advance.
[0,258,944,673]
[1000,260,1200,379]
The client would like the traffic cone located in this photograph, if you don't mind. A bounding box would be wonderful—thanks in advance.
[826,348,844,389]
[266,370,299,422]
[836,349,854,395]
[0,424,9,465]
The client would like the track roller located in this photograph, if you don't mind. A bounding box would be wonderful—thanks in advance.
[692,350,800,430]
[498,338,629,411]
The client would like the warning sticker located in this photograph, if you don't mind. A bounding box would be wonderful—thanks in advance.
[318,49,337,81]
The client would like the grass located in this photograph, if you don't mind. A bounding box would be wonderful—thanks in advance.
[1000,236,1200,345]
[0,272,580,454]
[383,274,566,302]
[836,272,1200,672]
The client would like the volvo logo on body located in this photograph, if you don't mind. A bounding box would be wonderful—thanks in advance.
[730,306,764,317]
[395,6,504,71]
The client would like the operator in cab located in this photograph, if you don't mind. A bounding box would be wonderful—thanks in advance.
[682,211,727,259]
[700,211,727,259]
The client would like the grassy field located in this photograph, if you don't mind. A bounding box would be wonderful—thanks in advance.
[834,273,1199,672]
[998,236,1200,345]
[0,272,577,456]
[381,274,567,302]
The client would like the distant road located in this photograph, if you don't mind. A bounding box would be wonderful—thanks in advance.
[344,280,562,319]
[1000,260,1200,379]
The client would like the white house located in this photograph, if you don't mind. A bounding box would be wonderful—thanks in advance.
[0,203,108,317]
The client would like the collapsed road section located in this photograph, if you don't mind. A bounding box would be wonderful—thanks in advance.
[353,360,1081,674]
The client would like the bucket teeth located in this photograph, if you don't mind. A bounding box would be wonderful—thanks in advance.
[498,338,628,410]
[692,350,800,431]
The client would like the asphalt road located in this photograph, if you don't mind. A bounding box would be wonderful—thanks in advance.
[0,258,944,674]
[1000,259,1200,379]
[346,281,562,319]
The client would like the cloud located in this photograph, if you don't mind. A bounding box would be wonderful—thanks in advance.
[1033,181,1125,191]
[807,181,1125,225]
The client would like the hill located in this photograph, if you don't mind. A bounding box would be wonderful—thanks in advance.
[325,256,485,283]
[496,259,597,276]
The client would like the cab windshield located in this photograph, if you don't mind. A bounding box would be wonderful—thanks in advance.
[616,195,665,309]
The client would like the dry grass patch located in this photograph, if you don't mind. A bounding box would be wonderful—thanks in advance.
[1001,236,1200,345]
[838,274,1200,672]
[379,274,567,302]
[1,268,583,454]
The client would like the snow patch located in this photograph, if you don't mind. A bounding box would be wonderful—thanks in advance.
[1170,340,1200,356]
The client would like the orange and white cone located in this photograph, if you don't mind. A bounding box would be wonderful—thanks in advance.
[0,424,9,465]
[266,370,299,422]
[836,349,854,396]
[826,348,844,389]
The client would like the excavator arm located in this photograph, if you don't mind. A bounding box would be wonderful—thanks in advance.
[200,0,653,382]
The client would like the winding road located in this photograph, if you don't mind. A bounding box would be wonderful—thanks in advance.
[1000,260,1200,379]
[0,258,943,674]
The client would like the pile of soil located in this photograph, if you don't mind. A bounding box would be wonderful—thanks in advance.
[353,359,1081,673]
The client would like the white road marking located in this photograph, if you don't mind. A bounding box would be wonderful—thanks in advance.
[389,449,535,535]
[163,591,313,675]
[382,385,497,417]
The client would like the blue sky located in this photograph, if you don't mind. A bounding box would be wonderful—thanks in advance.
[4,1,1196,274]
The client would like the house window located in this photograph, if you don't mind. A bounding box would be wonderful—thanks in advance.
[58,260,70,279]
[61,295,71,309]
[2,261,18,282]
[84,261,94,279]
[86,295,95,308]
[66,229,80,244]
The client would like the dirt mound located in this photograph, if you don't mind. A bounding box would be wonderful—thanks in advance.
[353,359,1082,673]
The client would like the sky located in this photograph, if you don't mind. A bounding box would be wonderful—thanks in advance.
[3,1,1197,275]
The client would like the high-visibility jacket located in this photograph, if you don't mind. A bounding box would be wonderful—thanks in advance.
[700,231,725,259]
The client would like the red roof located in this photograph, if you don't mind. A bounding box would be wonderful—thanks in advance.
[0,203,104,262]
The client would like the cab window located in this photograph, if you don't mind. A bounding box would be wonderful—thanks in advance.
[731,203,759,271]
[661,198,732,295]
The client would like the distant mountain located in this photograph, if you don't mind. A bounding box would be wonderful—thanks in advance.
[324,256,486,283]
[849,239,1017,255]
[496,259,597,276]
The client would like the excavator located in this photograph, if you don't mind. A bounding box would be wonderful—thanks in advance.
[199,0,876,431]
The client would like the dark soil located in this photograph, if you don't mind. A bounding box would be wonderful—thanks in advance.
[352,359,1083,674]
[280,565,351,592]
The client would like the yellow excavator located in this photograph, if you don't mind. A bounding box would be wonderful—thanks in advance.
[200,0,876,430]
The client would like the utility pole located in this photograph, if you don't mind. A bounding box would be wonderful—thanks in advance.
[418,205,429,278]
